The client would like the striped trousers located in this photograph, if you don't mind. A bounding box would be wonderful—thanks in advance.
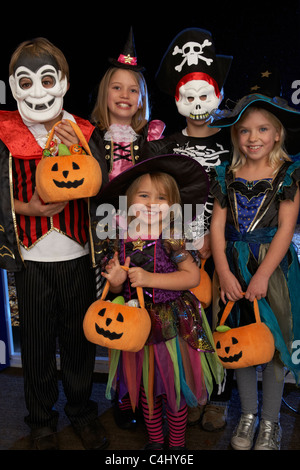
[14,255,98,431]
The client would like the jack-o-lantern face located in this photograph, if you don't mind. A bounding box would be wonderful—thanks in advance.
[215,333,242,364]
[51,160,84,189]
[36,153,102,203]
[96,307,124,341]
[83,297,151,352]
[213,321,275,369]
[35,119,102,203]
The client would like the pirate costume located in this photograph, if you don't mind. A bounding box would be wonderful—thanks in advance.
[141,28,232,240]
[141,28,234,428]
[98,154,223,448]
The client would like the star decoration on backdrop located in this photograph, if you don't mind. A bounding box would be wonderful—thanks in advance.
[261,70,272,78]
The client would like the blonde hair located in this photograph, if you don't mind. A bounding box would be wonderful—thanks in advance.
[9,37,69,81]
[230,106,291,173]
[91,67,150,133]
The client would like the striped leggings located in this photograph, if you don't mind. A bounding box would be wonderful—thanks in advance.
[14,256,98,431]
[140,387,188,448]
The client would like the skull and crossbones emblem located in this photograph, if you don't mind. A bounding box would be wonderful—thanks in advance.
[173,39,213,72]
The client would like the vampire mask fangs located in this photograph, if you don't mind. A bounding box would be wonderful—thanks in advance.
[9,53,68,124]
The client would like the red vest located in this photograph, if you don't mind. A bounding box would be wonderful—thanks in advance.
[0,111,95,248]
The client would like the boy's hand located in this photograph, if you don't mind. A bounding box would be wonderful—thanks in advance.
[54,120,79,147]
[27,189,67,217]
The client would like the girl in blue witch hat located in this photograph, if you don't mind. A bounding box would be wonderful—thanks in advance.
[210,66,300,450]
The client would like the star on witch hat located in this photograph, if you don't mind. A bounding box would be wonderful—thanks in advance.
[109,27,145,72]
[241,65,282,98]
[155,28,232,99]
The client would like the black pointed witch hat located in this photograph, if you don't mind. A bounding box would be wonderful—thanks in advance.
[109,27,145,72]
[98,154,209,220]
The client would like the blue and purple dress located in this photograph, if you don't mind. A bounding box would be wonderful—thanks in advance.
[101,235,223,413]
[211,160,300,383]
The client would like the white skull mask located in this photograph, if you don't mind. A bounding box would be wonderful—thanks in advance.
[176,79,220,121]
[9,58,68,125]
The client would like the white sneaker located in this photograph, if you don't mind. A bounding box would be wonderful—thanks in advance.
[254,420,282,450]
[231,413,259,450]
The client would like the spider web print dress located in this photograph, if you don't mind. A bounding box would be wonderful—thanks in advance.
[101,236,223,414]
[210,160,300,383]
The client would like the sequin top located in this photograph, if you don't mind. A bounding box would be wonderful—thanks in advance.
[119,237,187,304]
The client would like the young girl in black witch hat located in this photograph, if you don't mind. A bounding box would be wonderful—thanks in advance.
[91,27,165,182]
[98,154,223,449]
[210,76,300,450]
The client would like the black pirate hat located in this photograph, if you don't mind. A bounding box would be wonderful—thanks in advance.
[99,154,209,220]
[109,27,145,72]
[155,28,232,98]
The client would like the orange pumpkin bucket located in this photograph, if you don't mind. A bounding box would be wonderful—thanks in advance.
[83,266,151,352]
[36,119,102,203]
[190,259,212,308]
[213,295,275,369]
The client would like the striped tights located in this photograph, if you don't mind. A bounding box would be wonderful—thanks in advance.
[140,387,188,448]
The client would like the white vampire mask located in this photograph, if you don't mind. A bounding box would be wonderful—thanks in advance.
[9,60,68,125]
[176,79,220,121]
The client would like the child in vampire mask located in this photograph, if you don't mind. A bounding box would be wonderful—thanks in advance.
[9,38,69,125]
[0,37,109,450]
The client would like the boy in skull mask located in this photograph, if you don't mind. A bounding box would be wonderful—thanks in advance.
[0,37,109,449]
[141,28,234,431]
